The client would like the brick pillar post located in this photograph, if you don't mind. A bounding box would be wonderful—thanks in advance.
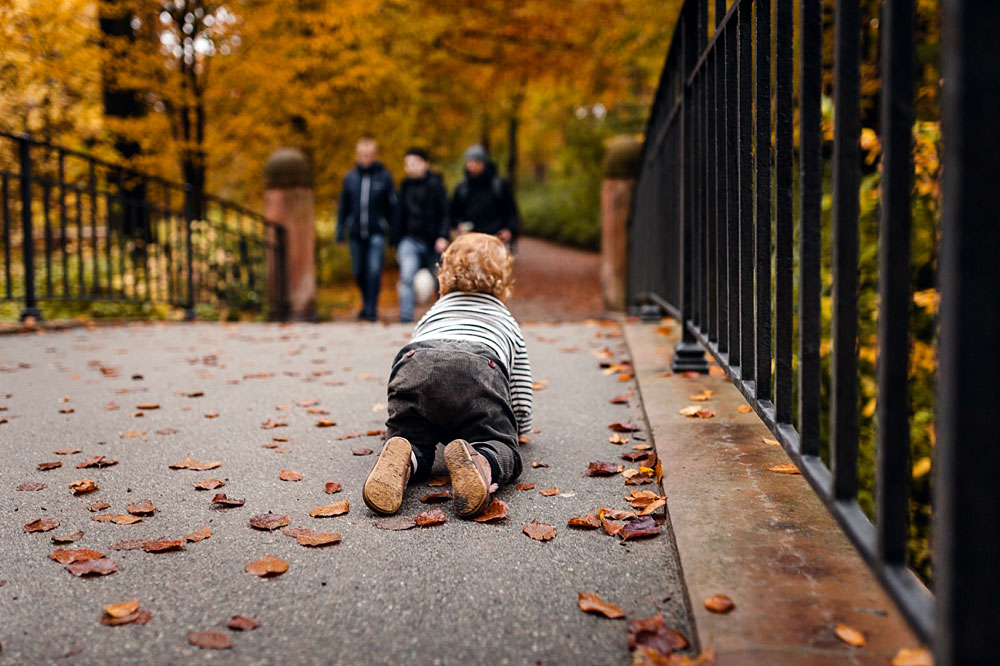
[601,137,641,311]
[264,148,315,320]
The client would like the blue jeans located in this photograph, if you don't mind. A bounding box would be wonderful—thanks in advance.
[349,235,385,319]
[396,236,439,322]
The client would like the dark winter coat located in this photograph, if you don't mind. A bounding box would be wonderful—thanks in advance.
[394,171,450,246]
[336,161,397,242]
[449,162,519,237]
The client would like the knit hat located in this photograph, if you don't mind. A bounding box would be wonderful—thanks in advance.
[463,144,488,163]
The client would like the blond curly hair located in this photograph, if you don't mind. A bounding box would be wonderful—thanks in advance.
[437,233,514,302]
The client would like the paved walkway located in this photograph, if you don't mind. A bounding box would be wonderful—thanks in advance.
[0,320,690,664]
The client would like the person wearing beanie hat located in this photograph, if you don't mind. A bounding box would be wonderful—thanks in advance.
[450,145,519,244]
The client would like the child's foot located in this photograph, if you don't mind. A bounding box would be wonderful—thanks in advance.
[363,436,412,515]
[444,439,494,518]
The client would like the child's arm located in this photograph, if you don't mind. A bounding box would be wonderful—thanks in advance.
[510,336,533,435]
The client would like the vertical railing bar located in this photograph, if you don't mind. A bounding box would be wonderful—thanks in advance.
[798,0,823,458]
[830,0,861,501]
[716,43,728,355]
[141,177,151,301]
[877,0,915,568]
[75,183,84,298]
[726,22,740,368]
[2,174,10,300]
[116,170,127,299]
[754,0,772,400]
[104,173,113,299]
[43,180,52,298]
[89,159,99,298]
[738,1,754,383]
[59,151,69,299]
[18,136,40,319]
[774,0,794,423]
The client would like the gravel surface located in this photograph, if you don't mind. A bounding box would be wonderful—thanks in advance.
[0,321,690,665]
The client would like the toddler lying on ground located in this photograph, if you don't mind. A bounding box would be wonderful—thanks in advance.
[362,232,533,518]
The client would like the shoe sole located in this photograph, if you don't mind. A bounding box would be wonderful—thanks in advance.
[362,436,411,515]
[444,439,490,518]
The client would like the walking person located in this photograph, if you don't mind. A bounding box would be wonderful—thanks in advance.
[450,144,519,245]
[393,147,450,323]
[336,136,397,322]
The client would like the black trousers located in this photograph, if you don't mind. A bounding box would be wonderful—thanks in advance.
[385,339,522,485]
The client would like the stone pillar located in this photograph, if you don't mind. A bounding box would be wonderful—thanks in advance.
[264,148,315,320]
[601,137,642,311]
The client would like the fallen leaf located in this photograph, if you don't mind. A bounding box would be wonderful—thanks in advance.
[310,500,349,517]
[88,499,110,511]
[420,491,452,504]
[155,428,178,436]
[324,482,342,494]
[297,532,342,547]
[37,461,62,471]
[245,555,289,577]
[211,494,245,507]
[51,530,84,544]
[184,391,205,398]
[473,498,509,522]
[610,394,630,404]
[890,647,933,666]
[169,456,221,471]
[737,405,753,414]
[609,422,640,433]
[427,475,450,487]
[188,630,232,649]
[704,594,735,613]
[568,511,601,529]
[204,412,219,419]
[709,366,727,376]
[297,399,320,407]
[104,600,139,618]
[762,436,780,446]
[627,614,689,656]
[532,380,548,391]
[518,434,532,444]
[516,483,535,491]
[351,448,374,456]
[262,443,279,449]
[66,558,118,577]
[59,407,75,414]
[136,403,159,410]
[111,540,147,550]
[621,451,649,462]
[126,500,156,516]
[539,487,559,497]
[414,509,447,527]
[619,516,661,541]
[250,513,291,530]
[640,499,667,515]
[578,592,625,619]
[54,448,81,455]
[587,461,622,476]
[194,479,225,490]
[609,433,629,445]
[104,402,120,411]
[185,526,211,542]
[522,520,556,541]
[282,527,314,538]
[25,518,60,533]
[77,455,118,469]
[632,443,652,451]
[50,548,106,564]
[142,539,185,553]
[767,463,801,475]
[689,390,715,402]
[17,482,46,491]
[279,470,303,482]
[531,461,549,468]
[598,508,637,521]
[92,515,142,525]
[373,517,417,531]
[227,615,261,631]
[260,419,287,429]
[101,608,151,626]
[315,420,337,428]
[835,623,866,647]
[119,430,147,438]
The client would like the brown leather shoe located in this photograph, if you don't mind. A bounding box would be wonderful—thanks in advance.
[362,436,412,515]
[444,439,492,518]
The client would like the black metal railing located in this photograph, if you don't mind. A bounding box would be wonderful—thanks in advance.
[0,132,287,320]
[628,0,999,661]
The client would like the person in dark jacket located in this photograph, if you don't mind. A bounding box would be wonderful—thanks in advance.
[393,147,450,323]
[336,136,398,321]
[450,145,519,244]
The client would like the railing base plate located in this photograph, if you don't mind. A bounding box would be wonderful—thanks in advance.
[670,340,708,374]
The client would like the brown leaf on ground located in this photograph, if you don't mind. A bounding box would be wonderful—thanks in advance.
[101,608,151,626]
[532,380,548,391]
[608,422,640,432]
[532,461,549,468]
[834,623,866,647]
[315,419,337,428]
[54,448,81,455]
[610,394,630,404]
[609,433,629,444]
[762,436,781,446]
[737,405,753,414]
[204,412,219,419]
[373,517,417,531]
[185,526,211,542]
[516,483,535,491]
[586,461,622,476]
[679,406,716,418]
[306,408,329,415]
[578,592,625,619]
[126,500,156,516]
[279,470,303,482]
[104,402,120,411]
[227,615,261,631]
[298,398,320,407]
[598,508,637,521]
[627,614,689,656]
[324,482,342,494]
[77,455,118,469]
[620,516,661,541]
[59,407,75,414]
[142,539,185,553]
[25,518,60,533]
[351,448,374,456]
[473,498,509,523]
[627,491,666,510]
[169,456,221,471]
[298,532,342,547]
[111,540,147,550]
[568,511,601,529]
[50,548,105,564]
[88,499,110,511]
[188,630,233,649]
[155,428,178,436]
[518,434,532,444]
[367,429,387,437]
[120,430,147,438]
[37,461,62,471]
[211,494,245,507]
[184,391,205,398]
[539,487,559,497]
[601,518,623,536]
[51,530,84,544]
[17,482,46,491]
[92,515,143,525]
[414,509,447,527]
[281,527,314,538]
[522,520,557,542]
[249,513,291,530]
[260,419,287,429]
[66,558,118,577]
[767,463,801,475]
[640,499,667,515]
[420,491,452,504]
[310,499,349,517]
[262,443,279,449]
[194,479,225,490]
[632,443,652,451]
[689,390,715,402]
[103,600,139,618]
[427,475,450,487]
[244,555,289,577]
[890,647,933,666]
[136,403,160,410]
[621,451,649,462]
[704,594,735,613]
